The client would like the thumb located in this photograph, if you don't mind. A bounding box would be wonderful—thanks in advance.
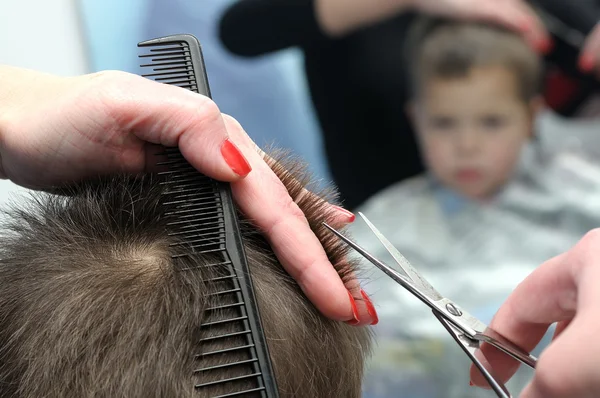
[94,71,252,181]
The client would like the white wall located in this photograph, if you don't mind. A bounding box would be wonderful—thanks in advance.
[0,0,88,205]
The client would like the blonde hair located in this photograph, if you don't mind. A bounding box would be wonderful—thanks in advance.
[407,18,543,101]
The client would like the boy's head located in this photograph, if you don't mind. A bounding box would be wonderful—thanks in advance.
[0,150,372,397]
[407,19,544,200]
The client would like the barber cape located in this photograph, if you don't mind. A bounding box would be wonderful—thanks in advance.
[353,112,600,398]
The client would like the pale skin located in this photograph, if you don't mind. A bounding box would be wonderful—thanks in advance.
[410,66,540,201]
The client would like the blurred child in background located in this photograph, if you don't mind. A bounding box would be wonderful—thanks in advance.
[354,18,600,398]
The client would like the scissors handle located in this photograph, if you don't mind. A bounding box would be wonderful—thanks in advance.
[432,310,512,398]
[431,299,537,370]
[473,330,538,370]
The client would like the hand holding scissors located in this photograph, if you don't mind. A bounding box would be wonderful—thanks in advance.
[324,213,537,398]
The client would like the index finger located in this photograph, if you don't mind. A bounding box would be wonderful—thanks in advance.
[470,229,599,386]
[220,116,364,323]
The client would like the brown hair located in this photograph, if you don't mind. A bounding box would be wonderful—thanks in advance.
[407,17,543,101]
[0,149,372,397]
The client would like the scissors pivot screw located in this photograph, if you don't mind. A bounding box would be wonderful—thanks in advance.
[446,303,463,317]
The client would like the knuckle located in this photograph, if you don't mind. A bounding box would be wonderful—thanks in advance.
[266,195,307,235]
[172,99,223,145]
[193,98,221,125]
[82,70,143,125]
[279,195,307,224]
[569,228,600,271]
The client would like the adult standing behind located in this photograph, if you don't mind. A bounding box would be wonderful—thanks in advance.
[219,0,550,210]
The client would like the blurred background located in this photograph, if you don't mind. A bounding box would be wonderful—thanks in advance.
[3,1,600,397]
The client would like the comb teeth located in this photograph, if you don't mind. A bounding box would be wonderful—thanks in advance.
[157,157,225,254]
[138,36,211,96]
[139,35,278,397]
[157,150,265,396]
[138,43,197,90]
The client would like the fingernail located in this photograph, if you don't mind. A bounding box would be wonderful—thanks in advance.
[332,205,355,222]
[345,291,360,325]
[579,53,595,73]
[469,381,474,387]
[221,139,252,177]
[361,289,379,325]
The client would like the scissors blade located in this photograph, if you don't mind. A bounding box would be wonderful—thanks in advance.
[322,223,415,287]
[357,212,442,300]
[323,222,480,337]
[473,330,538,370]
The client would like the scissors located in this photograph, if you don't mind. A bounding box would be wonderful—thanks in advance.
[323,212,537,398]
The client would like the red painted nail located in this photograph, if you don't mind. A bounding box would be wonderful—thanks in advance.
[345,291,360,325]
[221,139,252,177]
[361,289,379,325]
[469,381,474,387]
[579,53,595,73]
[332,205,355,222]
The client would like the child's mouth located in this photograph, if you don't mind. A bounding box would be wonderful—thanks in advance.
[455,169,482,182]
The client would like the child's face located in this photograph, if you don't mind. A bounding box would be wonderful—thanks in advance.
[412,66,539,200]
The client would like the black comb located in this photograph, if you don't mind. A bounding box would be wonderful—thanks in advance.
[138,34,279,398]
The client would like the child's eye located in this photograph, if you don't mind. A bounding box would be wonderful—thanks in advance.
[481,115,507,130]
[429,116,456,131]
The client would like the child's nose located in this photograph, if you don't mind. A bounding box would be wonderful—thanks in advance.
[455,130,481,154]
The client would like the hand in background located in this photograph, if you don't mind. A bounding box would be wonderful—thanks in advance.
[317,0,550,52]
[412,0,551,53]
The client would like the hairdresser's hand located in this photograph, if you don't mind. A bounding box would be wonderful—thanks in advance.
[317,0,550,52]
[469,229,600,397]
[0,66,376,326]
[579,23,600,76]
[411,0,552,53]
